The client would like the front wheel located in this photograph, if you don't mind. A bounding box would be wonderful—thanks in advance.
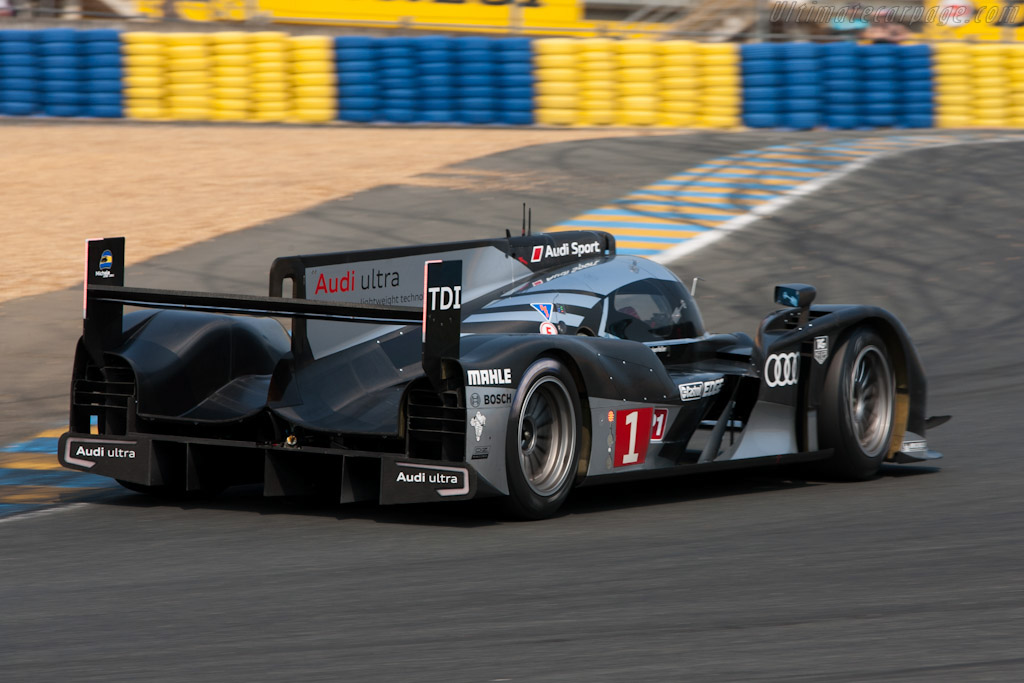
[817,327,896,480]
[504,359,583,519]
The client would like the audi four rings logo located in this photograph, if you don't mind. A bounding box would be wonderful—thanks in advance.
[765,352,800,387]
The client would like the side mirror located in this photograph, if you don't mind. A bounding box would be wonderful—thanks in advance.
[774,283,816,309]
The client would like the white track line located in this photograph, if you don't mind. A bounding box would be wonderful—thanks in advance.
[0,502,91,526]
[651,134,1024,266]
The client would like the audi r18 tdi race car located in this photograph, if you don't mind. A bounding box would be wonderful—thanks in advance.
[59,231,945,518]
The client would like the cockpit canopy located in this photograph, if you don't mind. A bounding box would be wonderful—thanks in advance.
[605,277,704,342]
[465,254,706,341]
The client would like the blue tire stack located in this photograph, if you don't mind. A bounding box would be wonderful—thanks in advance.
[415,35,455,123]
[495,37,533,125]
[740,43,782,128]
[379,37,417,123]
[0,30,40,116]
[780,42,821,129]
[898,44,933,128]
[80,29,122,118]
[455,37,497,124]
[821,42,860,129]
[336,36,380,123]
[859,44,899,128]
[39,28,83,117]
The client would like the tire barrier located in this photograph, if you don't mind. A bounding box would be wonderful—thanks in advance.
[0,29,1008,132]
[335,35,533,125]
[209,31,251,122]
[900,44,934,129]
[0,29,40,117]
[698,43,741,128]
[658,40,698,128]
[122,32,166,120]
[290,34,336,123]
[970,43,1008,127]
[251,31,290,123]
[164,33,211,121]
[1012,44,1024,128]
[743,42,934,130]
[741,43,781,129]
[932,42,1024,128]
[823,42,857,129]
[0,28,122,118]
[535,38,739,128]
[81,29,123,118]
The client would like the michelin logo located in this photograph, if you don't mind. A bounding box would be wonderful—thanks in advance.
[94,249,115,279]
[679,378,724,402]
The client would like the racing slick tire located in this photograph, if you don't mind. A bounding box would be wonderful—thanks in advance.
[817,327,896,480]
[504,359,583,519]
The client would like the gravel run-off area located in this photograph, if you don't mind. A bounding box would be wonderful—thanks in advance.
[0,122,677,304]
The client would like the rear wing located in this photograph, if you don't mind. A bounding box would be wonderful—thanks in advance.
[265,230,614,362]
[83,230,613,387]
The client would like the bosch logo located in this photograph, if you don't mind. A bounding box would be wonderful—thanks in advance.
[765,353,800,388]
[484,393,512,406]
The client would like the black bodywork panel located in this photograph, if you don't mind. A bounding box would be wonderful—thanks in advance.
[61,232,938,507]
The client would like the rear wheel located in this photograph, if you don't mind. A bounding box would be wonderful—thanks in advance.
[818,327,895,480]
[504,359,582,519]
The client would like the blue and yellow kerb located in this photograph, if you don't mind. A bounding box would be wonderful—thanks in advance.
[0,426,117,519]
[545,135,965,257]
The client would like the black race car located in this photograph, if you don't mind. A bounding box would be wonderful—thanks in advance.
[59,231,945,518]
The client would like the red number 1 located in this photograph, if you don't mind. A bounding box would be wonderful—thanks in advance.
[651,408,667,442]
[614,408,652,467]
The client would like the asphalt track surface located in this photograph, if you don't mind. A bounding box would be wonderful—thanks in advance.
[2,131,1022,682]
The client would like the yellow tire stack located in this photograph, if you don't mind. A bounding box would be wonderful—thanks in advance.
[932,43,972,128]
[122,32,167,120]
[577,38,615,126]
[534,38,581,126]
[696,43,740,128]
[209,32,252,122]
[1008,44,1024,127]
[658,40,699,128]
[164,33,212,121]
[615,40,658,126]
[288,35,336,123]
[971,43,1009,127]
[250,31,291,122]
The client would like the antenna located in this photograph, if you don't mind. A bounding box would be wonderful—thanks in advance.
[521,203,526,237]
[690,277,702,296]
[528,208,532,236]
[505,229,511,239]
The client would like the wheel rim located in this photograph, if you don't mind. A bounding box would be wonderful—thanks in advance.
[517,376,576,497]
[847,345,893,458]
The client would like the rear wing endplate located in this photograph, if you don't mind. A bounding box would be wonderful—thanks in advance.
[82,237,460,389]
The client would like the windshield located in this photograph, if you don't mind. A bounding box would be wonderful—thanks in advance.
[605,278,704,342]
